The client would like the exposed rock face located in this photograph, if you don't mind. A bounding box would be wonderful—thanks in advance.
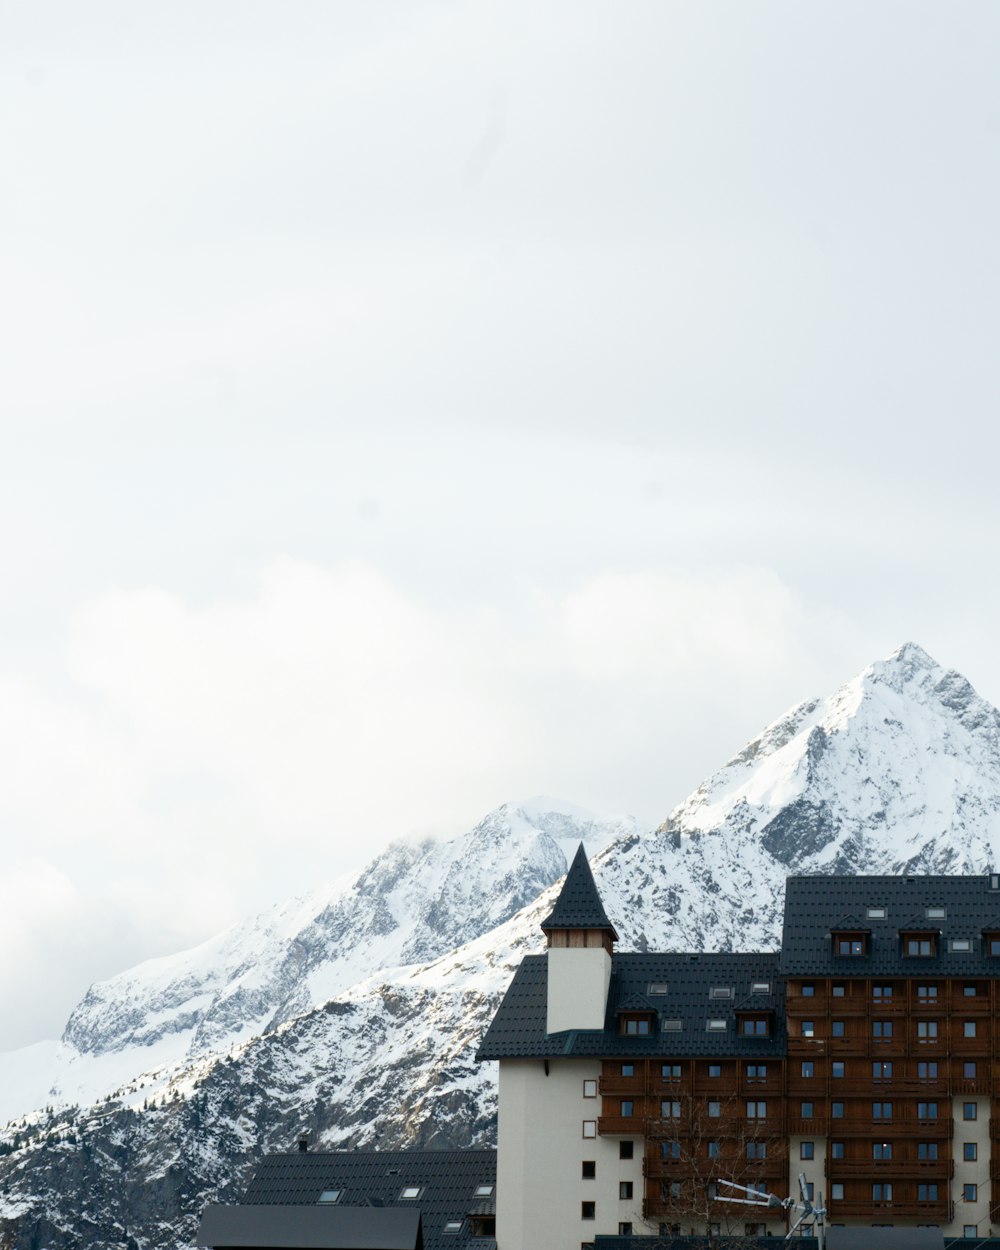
[4,643,1000,1248]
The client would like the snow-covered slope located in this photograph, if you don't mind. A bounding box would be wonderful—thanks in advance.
[0,797,634,1124]
[4,643,1000,1250]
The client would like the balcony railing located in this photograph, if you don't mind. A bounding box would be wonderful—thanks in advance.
[828,1159,953,1180]
[828,1199,951,1219]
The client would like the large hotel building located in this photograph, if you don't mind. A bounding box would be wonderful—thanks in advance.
[477,846,1000,1247]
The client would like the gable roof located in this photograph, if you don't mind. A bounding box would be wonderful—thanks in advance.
[237,1150,496,1250]
[540,843,618,938]
[197,1204,422,1249]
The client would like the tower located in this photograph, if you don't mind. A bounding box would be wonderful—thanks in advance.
[542,843,618,1033]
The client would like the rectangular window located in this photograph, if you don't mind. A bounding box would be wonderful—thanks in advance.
[873,984,893,998]
[709,986,734,999]
[751,981,771,994]
[917,984,938,1000]
[624,1018,651,1035]
[801,1021,815,1037]
[918,1021,939,1039]
[964,1102,978,1121]
[621,1101,634,1117]
[965,1227,978,1239]
[964,1021,977,1037]
[747,1064,767,1081]
[832,1020,845,1037]
[964,1062,977,1078]
[621,1063,634,1076]
[868,907,887,918]
[582,1121,596,1138]
[800,1142,814,1160]
[873,1142,892,1159]
[907,937,934,956]
[991,938,1000,956]
[618,1224,633,1237]
[800,983,815,996]
[951,939,972,952]
[831,1183,844,1200]
[648,982,669,995]
[707,1064,721,1078]
[746,1101,766,1118]
[619,1141,633,1160]
[918,1102,938,1119]
[660,1101,681,1118]
[660,1141,681,1159]
[583,1080,597,1098]
[741,1018,768,1035]
[399,1187,423,1200]
[619,1182,633,1200]
[926,906,946,919]
[873,1021,893,1038]
[707,1141,720,1159]
[918,1183,937,1201]
[873,1061,893,1080]
[832,984,845,996]
[708,1101,721,1118]
[832,1102,844,1118]
[706,1019,727,1032]
[963,984,977,996]
[662,1019,682,1032]
[801,1061,814,1078]
[800,1101,814,1118]
[831,1142,845,1159]
[918,1142,938,1161]
[832,1062,845,1078]
[581,1202,595,1220]
[872,1183,892,1201]
[746,1142,767,1160]
[837,938,866,955]
[582,1161,596,1179]
[872,1102,892,1119]
[964,1142,978,1162]
[918,1061,938,1078]
[662,1064,681,1079]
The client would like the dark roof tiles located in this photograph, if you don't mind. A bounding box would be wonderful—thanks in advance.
[782,874,1000,977]
[477,952,785,1060]
[540,843,618,937]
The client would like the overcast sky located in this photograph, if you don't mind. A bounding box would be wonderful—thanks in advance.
[2,0,1000,1050]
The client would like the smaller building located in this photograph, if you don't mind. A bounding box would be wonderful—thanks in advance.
[197,1148,496,1250]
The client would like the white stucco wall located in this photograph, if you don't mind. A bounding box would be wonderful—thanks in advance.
[546,947,612,1034]
[496,1058,648,1250]
[949,1095,992,1238]
[789,1133,827,1239]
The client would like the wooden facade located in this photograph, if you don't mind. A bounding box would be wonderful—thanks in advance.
[596,975,1000,1230]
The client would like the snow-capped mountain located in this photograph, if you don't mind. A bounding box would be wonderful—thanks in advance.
[0,797,634,1125]
[3,642,1000,1250]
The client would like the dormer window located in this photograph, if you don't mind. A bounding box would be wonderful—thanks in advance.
[832,930,869,957]
[984,930,1000,956]
[738,1013,771,1037]
[902,930,937,957]
[621,1014,654,1036]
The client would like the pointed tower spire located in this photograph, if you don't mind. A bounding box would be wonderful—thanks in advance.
[540,844,618,941]
[543,845,617,1034]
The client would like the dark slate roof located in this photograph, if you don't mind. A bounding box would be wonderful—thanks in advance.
[540,843,619,938]
[781,873,1000,977]
[476,952,784,1060]
[197,1204,422,1249]
[237,1150,496,1250]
